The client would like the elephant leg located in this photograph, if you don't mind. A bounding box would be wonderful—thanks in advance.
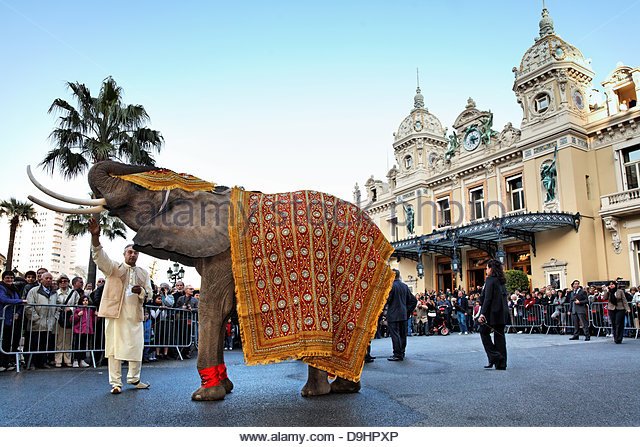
[191,252,235,401]
[301,365,331,397]
[330,377,361,394]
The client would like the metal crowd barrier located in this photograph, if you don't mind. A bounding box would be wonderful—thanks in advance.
[588,301,640,338]
[1,304,198,373]
[506,304,545,334]
[542,303,575,334]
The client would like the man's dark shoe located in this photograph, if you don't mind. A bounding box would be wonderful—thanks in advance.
[387,356,403,361]
[584,337,590,341]
[364,356,374,363]
[483,363,494,369]
[569,336,579,340]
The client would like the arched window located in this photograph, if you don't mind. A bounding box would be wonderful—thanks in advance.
[404,155,413,169]
[534,93,550,113]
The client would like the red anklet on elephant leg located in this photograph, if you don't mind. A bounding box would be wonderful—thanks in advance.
[217,363,228,380]
[198,365,222,388]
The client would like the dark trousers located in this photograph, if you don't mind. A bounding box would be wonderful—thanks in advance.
[72,333,91,361]
[1,324,22,367]
[610,309,626,343]
[572,312,589,337]
[388,320,407,359]
[479,324,507,367]
[27,331,52,367]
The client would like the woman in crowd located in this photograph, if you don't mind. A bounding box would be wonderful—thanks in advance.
[605,280,630,344]
[478,259,509,370]
[150,294,171,359]
[0,271,26,372]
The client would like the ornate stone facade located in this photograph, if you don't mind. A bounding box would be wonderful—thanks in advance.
[357,6,640,291]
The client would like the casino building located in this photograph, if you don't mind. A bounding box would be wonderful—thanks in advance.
[355,7,640,292]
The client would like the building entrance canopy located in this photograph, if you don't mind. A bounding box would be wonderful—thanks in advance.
[391,212,581,262]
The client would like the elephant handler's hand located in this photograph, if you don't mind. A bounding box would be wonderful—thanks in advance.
[131,285,142,295]
[88,218,100,236]
[478,314,486,324]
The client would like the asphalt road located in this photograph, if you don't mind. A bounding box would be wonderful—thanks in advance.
[1,332,638,427]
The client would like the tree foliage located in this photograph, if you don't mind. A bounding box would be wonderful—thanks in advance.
[505,269,530,294]
[0,198,39,272]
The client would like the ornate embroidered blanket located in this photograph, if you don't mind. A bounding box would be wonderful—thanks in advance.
[112,169,216,192]
[229,188,395,382]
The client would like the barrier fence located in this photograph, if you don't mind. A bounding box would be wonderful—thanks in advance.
[1,304,197,373]
[3,301,639,372]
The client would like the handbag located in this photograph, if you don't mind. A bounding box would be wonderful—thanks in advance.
[427,311,437,318]
[58,293,75,328]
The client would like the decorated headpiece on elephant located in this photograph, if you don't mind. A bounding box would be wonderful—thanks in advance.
[29,160,395,401]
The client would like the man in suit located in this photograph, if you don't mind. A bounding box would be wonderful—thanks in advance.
[567,279,590,341]
[386,270,417,361]
[89,218,153,394]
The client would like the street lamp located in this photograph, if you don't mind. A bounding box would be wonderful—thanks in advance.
[167,261,185,286]
[416,261,424,279]
[496,246,506,265]
[451,255,459,274]
[416,250,424,279]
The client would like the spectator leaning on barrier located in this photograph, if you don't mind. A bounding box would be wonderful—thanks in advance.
[0,271,27,372]
[568,280,590,341]
[24,272,56,369]
[605,280,630,344]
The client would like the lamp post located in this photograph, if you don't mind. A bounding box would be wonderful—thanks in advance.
[167,261,185,287]
[496,246,506,265]
[416,250,424,279]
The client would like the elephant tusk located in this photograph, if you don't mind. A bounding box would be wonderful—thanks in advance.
[28,195,105,215]
[27,165,107,206]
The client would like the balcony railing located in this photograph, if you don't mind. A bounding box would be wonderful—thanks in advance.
[600,187,640,216]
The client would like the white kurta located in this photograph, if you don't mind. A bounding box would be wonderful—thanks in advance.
[104,268,144,361]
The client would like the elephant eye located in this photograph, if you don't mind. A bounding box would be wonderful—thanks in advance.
[133,184,145,192]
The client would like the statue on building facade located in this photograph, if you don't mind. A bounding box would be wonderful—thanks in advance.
[445,131,459,160]
[540,152,557,202]
[479,111,499,145]
[403,204,415,235]
[353,183,361,207]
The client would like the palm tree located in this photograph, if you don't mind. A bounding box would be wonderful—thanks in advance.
[41,76,163,283]
[0,198,39,272]
[65,212,128,283]
[41,76,164,177]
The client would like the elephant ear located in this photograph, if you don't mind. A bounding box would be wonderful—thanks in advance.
[132,190,230,267]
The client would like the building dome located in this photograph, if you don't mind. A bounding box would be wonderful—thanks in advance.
[516,8,589,78]
[394,87,445,142]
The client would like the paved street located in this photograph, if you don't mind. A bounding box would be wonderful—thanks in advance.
[1,333,639,427]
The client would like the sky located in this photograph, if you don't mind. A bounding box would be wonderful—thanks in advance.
[1,0,639,287]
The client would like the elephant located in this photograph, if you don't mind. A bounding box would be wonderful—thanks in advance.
[28,160,395,401]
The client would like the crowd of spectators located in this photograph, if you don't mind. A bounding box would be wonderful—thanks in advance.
[4,266,640,373]
[0,268,220,372]
[374,282,640,339]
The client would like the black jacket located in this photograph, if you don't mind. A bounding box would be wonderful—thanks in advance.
[386,279,417,322]
[568,288,588,314]
[480,276,509,325]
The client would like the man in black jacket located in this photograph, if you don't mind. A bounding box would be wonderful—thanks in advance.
[386,270,417,361]
[567,279,590,341]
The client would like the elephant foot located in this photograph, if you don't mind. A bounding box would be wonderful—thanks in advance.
[221,377,234,394]
[191,385,227,401]
[301,365,331,397]
[330,377,361,394]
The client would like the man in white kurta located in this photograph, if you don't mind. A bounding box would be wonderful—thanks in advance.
[89,218,153,394]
